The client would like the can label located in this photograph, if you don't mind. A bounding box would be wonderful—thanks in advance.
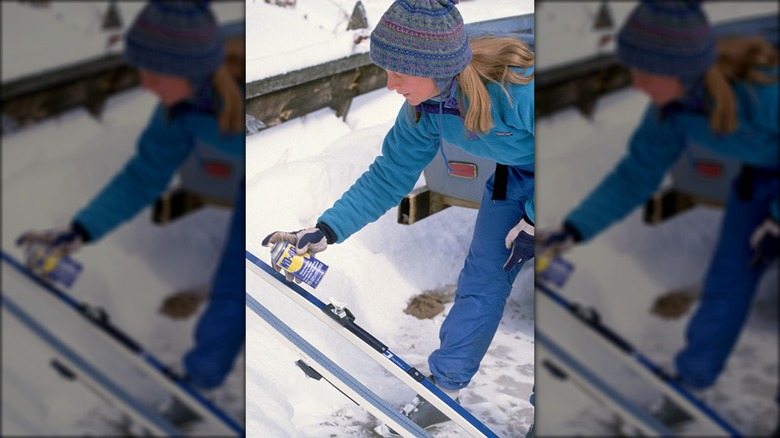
[271,242,328,288]
[25,243,82,289]
[537,255,574,288]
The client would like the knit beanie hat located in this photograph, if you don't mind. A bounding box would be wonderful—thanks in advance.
[370,0,472,93]
[125,0,224,84]
[616,0,716,81]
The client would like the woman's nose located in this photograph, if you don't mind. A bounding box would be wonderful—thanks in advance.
[386,74,399,91]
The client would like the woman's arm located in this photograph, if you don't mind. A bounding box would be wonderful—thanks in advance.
[73,106,195,241]
[565,105,687,241]
[318,105,439,243]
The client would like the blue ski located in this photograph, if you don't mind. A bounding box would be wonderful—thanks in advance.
[246,249,499,438]
[246,292,431,437]
[536,255,741,437]
[2,250,245,437]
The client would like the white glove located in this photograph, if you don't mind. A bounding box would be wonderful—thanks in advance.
[503,215,535,271]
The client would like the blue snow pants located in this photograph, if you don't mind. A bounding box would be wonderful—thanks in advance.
[429,164,534,390]
[675,168,779,389]
[183,181,246,390]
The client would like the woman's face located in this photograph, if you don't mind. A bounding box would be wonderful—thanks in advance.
[630,69,685,107]
[385,70,440,106]
[139,70,193,107]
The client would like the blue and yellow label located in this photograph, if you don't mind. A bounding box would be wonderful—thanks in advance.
[272,242,328,288]
[25,244,82,288]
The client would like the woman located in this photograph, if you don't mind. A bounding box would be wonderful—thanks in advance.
[263,0,535,431]
[540,0,778,429]
[16,0,246,425]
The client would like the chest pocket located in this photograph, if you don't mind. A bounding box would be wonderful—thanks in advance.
[179,139,244,205]
[153,139,243,224]
[670,139,742,206]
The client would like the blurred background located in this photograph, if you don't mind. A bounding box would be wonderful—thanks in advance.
[535,1,778,436]
[2,1,245,435]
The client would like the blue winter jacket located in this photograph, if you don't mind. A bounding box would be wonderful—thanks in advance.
[319,67,535,243]
[73,87,245,242]
[566,74,779,242]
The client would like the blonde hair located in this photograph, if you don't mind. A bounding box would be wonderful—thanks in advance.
[458,36,534,134]
[211,36,245,134]
[703,36,778,134]
[410,36,534,135]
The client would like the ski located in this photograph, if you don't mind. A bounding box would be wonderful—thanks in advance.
[537,329,675,436]
[2,292,179,436]
[535,255,741,437]
[246,292,432,438]
[1,250,245,437]
[246,250,499,438]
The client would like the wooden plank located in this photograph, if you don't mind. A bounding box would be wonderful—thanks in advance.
[535,14,778,119]
[246,62,387,128]
[1,21,245,133]
[535,55,630,118]
[245,14,535,132]
[2,61,140,132]
[246,53,373,98]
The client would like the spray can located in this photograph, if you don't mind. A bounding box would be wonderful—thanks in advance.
[270,241,328,288]
[24,243,82,288]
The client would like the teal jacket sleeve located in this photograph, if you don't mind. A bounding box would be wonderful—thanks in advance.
[73,103,244,242]
[318,105,439,243]
[525,197,535,224]
[519,80,534,224]
[565,105,687,241]
[73,105,195,241]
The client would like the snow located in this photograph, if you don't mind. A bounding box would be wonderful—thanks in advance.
[3,0,535,435]
[1,1,244,82]
[536,1,779,69]
[246,0,534,82]
[6,0,773,436]
[1,87,246,434]
[245,86,535,436]
[2,2,246,435]
[244,1,535,436]
[534,2,779,435]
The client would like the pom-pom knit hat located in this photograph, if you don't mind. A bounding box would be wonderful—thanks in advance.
[125,0,224,83]
[617,0,716,80]
[369,0,471,93]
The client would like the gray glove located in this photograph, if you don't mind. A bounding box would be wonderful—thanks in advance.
[261,223,334,283]
[15,224,89,282]
[536,222,581,259]
[16,225,87,256]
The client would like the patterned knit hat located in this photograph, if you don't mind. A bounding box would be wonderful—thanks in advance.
[370,0,471,93]
[125,0,224,83]
[617,0,716,80]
